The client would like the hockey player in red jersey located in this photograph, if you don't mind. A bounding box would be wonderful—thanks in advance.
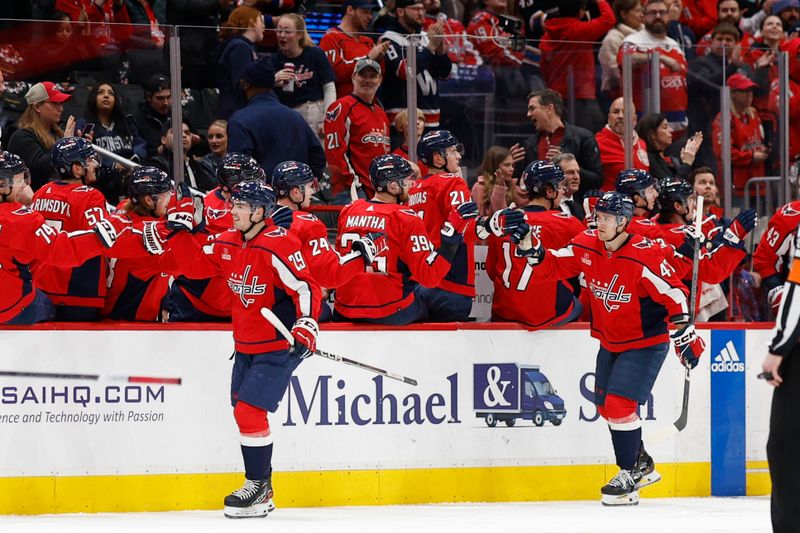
[754,201,800,314]
[486,160,585,328]
[30,137,112,321]
[335,154,492,324]
[155,179,321,518]
[271,160,383,320]
[166,153,265,322]
[0,151,118,324]
[324,58,390,203]
[614,168,666,241]
[514,192,705,506]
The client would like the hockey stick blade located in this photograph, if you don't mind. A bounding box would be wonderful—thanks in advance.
[259,307,418,386]
[648,365,692,446]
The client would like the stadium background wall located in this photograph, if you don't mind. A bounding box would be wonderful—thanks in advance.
[0,323,774,514]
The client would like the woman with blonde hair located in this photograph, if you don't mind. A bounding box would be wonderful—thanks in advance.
[218,6,267,119]
[272,13,336,142]
[471,146,525,217]
[7,81,75,190]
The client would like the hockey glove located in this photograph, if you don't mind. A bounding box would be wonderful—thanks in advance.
[514,224,545,266]
[270,205,294,230]
[290,316,318,360]
[714,209,757,249]
[166,183,203,231]
[670,323,705,369]
[93,217,119,248]
[768,285,784,314]
[350,232,388,266]
[476,208,525,239]
[446,201,479,235]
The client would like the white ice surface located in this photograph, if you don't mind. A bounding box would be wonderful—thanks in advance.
[0,497,771,533]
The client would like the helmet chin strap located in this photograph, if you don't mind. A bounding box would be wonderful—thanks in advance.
[240,208,266,237]
[600,216,629,242]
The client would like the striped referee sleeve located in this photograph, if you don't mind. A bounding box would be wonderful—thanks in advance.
[769,229,800,356]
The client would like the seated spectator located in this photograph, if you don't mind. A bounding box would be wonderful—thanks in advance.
[146,119,216,192]
[540,0,615,134]
[391,108,428,177]
[553,152,586,220]
[217,6,265,120]
[635,112,701,180]
[200,119,228,177]
[518,89,604,196]
[42,11,94,84]
[689,166,724,219]
[595,96,650,190]
[55,0,133,52]
[599,0,644,100]
[712,73,768,202]
[133,73,171,157]
[78,82,147,203]
[665,0,696,61]
[319,0,390,97]
[272,13,337,142]
[471,145,523,216]
[7,82,74,190]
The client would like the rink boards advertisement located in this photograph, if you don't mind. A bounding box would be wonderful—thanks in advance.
[0,325,774,512]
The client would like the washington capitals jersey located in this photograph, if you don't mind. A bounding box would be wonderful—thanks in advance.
[204,187,232,234]
[324,94,390,196]
[754,202,800,293]
[406,171,475,297]
[534,231,689,351]
[486,206,585,328]
[466,10,524,67]
[378,22,453,128]
[335,199,452,319]
[627,215,668,241]
[319,26,378,97]
[289,210,364,289]
[163,226,321,354]
[30,181,111,308]
[0,202,106,322]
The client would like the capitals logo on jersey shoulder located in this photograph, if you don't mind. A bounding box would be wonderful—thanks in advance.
[633,238,655,249]
[206,206,228,220]
[588,274,632,312]
[780,204,800,217]
[298,213,319,223]
[326,102,342,122]
[266,227,289,237]
[12,206,34,216]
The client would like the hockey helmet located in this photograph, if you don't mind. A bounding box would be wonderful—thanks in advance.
[416,130,463,165]
[595,191,635,220]
[518,160,565,196]
[614,168,659,198]
[658,176,693,209]
[369,154,414,192]
[127,166,173,204]
[51,136,97,179]
[0,151,30,188]
[271,160,315,198]
[217,152,266,192]
[231,179,276,215]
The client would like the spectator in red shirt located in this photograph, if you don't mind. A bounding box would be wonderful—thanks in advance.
[540,0,616,133]
[695,0,755,57]
[595,96,650,190]
[678,0,716,37]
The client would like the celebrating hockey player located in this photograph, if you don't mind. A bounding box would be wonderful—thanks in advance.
[754,200,800,315]
[513,191,705,506]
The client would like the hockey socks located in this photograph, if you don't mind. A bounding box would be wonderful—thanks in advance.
[601,395,641,506]
[610,427,642,471]
[241,443,273,481]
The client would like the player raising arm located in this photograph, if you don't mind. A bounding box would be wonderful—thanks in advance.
[514,192,705,506]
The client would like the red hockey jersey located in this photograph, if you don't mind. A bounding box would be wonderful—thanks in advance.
[204,187,233,235]
[595,126,650,191]
[754,202,800,288]
[324,94,391,196]
[335,199,453,319]
[423,14,482,67]
[163,225,321,354]
[319,27,378,97]
[486,206,585,328]
[466,10,524,66]
[30,181,111,308]
[0,202,106,322]
[534,230,689,351]
[712,107,765,196]
[407,171,475,296]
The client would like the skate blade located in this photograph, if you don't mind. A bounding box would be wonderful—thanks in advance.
[636,471,662,489]
[601,491,640,506]
[224,502,272,519]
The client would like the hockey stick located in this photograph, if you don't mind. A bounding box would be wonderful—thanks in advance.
[0,370,181,385]
[649,195,703,445]
[260,307,418,386]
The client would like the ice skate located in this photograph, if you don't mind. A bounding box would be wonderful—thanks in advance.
[600,469,640,506]
[223,478,275,518]
[634,446,662,489]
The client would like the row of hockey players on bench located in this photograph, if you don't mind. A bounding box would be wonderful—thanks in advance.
[0,130,752,508]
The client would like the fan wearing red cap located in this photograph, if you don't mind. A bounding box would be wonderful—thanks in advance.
[712,72,768,200]
[6,81,75,190]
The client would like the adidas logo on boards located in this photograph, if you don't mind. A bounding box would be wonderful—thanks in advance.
[711,340,745,372]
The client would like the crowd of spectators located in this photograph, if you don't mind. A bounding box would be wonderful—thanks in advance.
[0,0,799,324]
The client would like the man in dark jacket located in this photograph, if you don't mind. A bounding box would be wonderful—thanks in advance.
[133,74,171,157]
[227,59,326,179]
[518,89,603,198]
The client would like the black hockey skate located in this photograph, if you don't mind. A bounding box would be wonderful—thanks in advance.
[634,446,662,489]
[600,469,639,506]
[223,478,275,519]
